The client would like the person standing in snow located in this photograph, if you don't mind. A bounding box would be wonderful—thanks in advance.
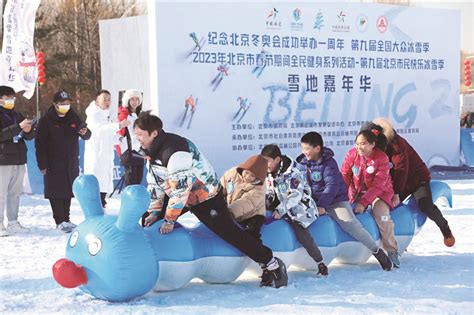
[260,144,329,278]
[35,90,91,233]
[365,118,455,247]
[341,128,400,267]
[0,86,35,237]
[117,89,144,186]
[136,112,288,288]
[84,90,130,207]
[220,154,268,242]
[295,132,393,271]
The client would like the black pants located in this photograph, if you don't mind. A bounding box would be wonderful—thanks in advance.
[285,216,323,263]
[402,182,449,229]
[190,189,273,265]
[100,192,107,208]
[49,198,71,225]
[239,215,265,243]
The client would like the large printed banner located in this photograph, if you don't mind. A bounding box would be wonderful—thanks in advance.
[0,0,41,99]
[153,2,460,176]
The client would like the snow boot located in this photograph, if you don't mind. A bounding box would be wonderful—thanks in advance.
[259,269,273,287]
[373,248,393,271]
[260,257,288,288]
[441,226,455,247]
[316,262,329,277]
[388,251,400,268]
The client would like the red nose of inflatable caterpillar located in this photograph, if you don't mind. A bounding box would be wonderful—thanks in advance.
[52,258,88,288]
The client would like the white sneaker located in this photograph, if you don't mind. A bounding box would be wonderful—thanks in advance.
[0,225,8,237]
[65,221,77,229]
[56,222,73,233]
[7,221,29,233]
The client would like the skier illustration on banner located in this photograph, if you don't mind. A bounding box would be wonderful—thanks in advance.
[180,95,198,129]
[252,49,269,78]
[185,32,206,59]
[210,63,229,91]
[233,96,252,123]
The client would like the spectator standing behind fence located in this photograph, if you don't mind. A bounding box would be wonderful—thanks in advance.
[0,86,35,237]
[117,89,144,186]
[84,90,130,207]
[35,90,91,233]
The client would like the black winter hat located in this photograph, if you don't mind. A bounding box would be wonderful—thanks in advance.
[53,90,73,103]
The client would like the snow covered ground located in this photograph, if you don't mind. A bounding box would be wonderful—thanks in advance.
[1,179,473,314]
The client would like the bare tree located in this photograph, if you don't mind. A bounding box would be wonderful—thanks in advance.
[11,0,146,118]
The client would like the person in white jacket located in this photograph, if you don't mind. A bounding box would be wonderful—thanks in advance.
[84,90,130,207]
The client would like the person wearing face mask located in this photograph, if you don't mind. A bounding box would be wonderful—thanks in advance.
[84,90,130,207]
[35,90,91,233]
[0,86,35,237]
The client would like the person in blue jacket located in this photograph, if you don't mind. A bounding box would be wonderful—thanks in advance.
[296,131,393,271]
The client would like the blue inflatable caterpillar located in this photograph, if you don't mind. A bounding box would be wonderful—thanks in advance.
[52,175,452,302]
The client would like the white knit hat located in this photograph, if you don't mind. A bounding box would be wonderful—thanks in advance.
[122,89,142,107]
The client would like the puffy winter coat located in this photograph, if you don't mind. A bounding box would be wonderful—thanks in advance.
[117,106,140,153]
[341,147,394,208]
[84,101,121,193]
[0,107,34,165]
[295,147,348,209]
[386,133,431,199]
[35,106,91,198]
[266,155,318,228]
[145,130,220,222]
[220,167,266,222]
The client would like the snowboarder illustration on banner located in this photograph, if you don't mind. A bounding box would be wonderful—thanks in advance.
[252,49,268,78]
[211,63,229,91]
[233,96,252,123]
[180,95,198,129]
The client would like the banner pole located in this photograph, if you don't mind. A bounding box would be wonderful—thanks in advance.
[35,81,40,119]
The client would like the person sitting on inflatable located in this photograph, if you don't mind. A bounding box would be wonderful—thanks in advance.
[136,112,288,288]
[341,129,401,267]
[261,144,328,278]
[367,118,455,247]
[220,155,268,242]
[296,131,393,271]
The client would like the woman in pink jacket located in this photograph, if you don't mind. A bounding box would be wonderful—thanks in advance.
[341,128,400,267]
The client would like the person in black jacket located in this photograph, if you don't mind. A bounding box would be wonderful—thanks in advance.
[0,86,35,237]
[35,90,91,233]
[135,112,288,288]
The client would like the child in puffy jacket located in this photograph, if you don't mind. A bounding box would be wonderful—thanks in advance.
[341,129,400,267]
[261,144,328,278]
[220,155,268,241]
[296,132,392,271]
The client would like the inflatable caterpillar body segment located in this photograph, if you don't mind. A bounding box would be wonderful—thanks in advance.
[52,175,452,302]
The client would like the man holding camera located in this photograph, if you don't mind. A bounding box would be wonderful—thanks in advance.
[35,90,91,233]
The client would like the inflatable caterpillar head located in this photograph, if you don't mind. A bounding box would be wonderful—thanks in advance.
[52,175,156,301]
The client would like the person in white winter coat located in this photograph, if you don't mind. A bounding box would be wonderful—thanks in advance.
[84,90,130,207]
